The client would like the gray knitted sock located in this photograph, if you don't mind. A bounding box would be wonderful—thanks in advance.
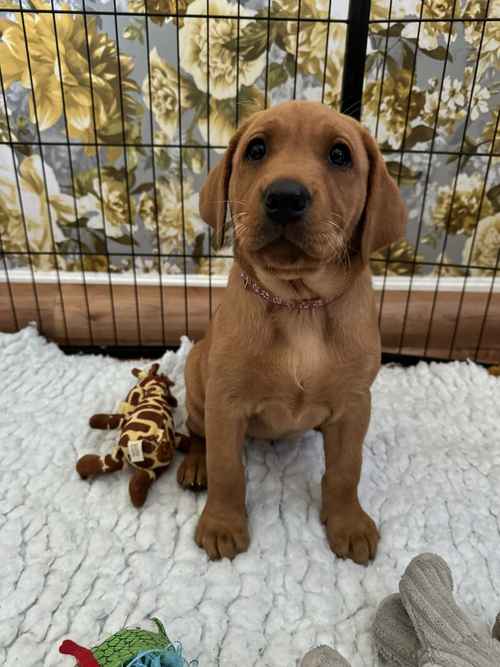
[399,553,500,666]
[373,593,419,666]
[492,613,500,642]
[300,645,351,666]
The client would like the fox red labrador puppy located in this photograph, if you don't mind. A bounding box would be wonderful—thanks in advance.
[178,100,407,565]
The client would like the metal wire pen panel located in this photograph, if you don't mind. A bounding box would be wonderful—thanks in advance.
[0,0,499,360]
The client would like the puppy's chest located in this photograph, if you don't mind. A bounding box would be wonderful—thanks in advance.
[275,326,332,392]
[248,326,334,437]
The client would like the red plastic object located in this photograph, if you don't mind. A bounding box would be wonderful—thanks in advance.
[59,639,100,667]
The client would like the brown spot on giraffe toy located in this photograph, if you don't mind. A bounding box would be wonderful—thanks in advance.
[76,363,190,507]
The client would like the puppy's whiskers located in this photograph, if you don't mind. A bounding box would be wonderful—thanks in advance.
[317,216,351,269]
[214,199,248,206]
[341,98,362,117]
[232,211,251,244]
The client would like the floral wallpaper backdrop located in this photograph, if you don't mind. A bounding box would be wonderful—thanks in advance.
[0,0,498,278]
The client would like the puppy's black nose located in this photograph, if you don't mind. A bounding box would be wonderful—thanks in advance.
[263,179,311,224]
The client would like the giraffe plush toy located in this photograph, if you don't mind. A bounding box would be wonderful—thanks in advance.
[76,363,188,507]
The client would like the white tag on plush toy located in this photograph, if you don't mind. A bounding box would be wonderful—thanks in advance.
[129,440,144,463]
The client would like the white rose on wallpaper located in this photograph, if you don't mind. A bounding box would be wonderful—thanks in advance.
[464,11,500,76]
[401,0,457,51]
[463,213,500,275]
[179,0,266,100]
[423,68,490,135]
[470,85,490,121]
[423,75,467,133]
[0,146,73,266]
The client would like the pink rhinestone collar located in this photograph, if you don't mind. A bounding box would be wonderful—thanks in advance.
[240,271,337,311]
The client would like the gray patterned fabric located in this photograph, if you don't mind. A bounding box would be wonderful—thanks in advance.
[303,553,500,667]
[399,553,500,667]
[300,645,351,667]
[373,593,419,666]
[493,613,500,642]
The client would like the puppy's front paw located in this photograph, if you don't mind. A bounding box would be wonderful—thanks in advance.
[324,503,379,565]
[195,507,249,560]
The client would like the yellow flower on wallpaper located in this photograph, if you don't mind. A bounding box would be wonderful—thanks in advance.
[0,146,74,265]
[324,34,346,109]
[431,174,493,235]
[465,19,500,77]
[363,70,425,148]
[139,178,205,254]
[0,0,498,280]
[179,0,266,100]
[0,19,28,89]
[197,86,264,150]
[64,254,111,273]
[370,239,424,276]
[183,146,205,174]
[430,254,465,277]
[286,20,326,78]
[78,171,136,239]
[482,117,500,154]
[278,0,344,82]
[273,0,332,17]
[0,0,142,153]
[0,109,14,144]
[370,0,419,20]
[198,252,233,275]
[461,0,489,17]
[323,56,343,110]
[0,197,26,257]
[143,48,183,142]
[463,213,500,275]
[128,0,188,25]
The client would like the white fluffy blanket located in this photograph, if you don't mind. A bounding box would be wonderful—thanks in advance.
[1,326,500,666]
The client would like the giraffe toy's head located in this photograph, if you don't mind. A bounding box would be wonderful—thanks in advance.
[132,363,174,386]
[131,364,177,407]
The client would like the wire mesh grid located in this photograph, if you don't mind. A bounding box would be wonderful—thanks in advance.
[0,0,499,360]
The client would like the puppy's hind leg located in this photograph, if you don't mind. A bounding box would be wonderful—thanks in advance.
[177,431,207,491]
[178,341,208,491]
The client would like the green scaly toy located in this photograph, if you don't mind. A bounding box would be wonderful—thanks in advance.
[59,618,196,667]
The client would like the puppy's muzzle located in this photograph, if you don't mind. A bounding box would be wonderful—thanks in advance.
[263,179,311,225]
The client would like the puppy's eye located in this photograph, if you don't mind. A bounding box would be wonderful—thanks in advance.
[329,143,352,168]
[245,138,266,161]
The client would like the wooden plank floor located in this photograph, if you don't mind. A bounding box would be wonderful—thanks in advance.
[1,282,499,363]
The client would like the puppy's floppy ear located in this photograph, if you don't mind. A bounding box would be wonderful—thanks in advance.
[199,124,247,250]
[359,129,407,264]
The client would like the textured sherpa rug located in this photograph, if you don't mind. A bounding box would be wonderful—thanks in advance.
[1,326,500,667]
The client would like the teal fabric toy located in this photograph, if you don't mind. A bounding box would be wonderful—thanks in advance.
[59,618,197,667]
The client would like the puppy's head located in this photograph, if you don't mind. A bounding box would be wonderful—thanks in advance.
[200,100,407,278]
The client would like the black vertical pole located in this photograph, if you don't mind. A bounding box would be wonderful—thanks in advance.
[341,0,371,120]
